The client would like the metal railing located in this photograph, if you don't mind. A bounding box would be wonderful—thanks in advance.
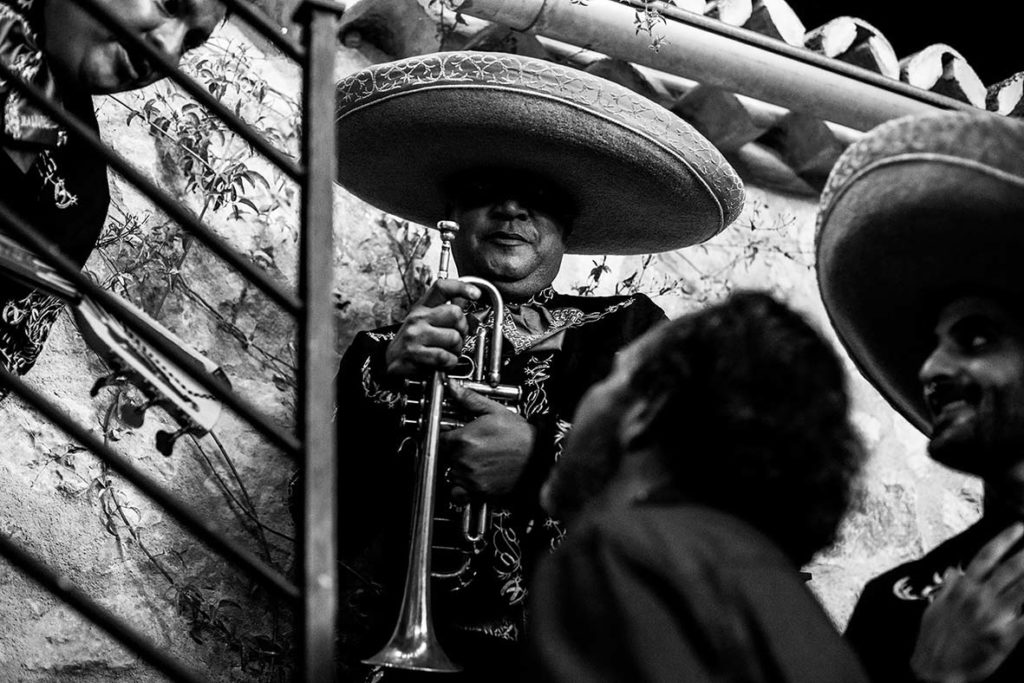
[0,0,342,679]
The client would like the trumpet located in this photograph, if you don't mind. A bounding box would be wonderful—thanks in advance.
[364,221,522,673]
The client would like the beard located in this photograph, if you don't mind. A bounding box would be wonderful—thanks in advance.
[542,432,622,522]
[927,395,1024,477]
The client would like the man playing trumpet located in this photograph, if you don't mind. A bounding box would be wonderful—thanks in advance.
[332,50,743,682]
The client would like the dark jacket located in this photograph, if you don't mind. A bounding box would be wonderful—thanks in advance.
[845,515,1024,683]
[1,0,111,377]
[335,289,666,681]
[528,499,871,683]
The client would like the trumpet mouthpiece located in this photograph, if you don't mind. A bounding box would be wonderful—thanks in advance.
[436,220,460,239]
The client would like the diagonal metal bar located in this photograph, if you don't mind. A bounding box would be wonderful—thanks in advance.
[0,533,207,683]
[71,0,304,180]
[0,59,302,317]
[0,201,302,459]
[219,0,305,63]
[295,1,344,680]
[0,368,300,602]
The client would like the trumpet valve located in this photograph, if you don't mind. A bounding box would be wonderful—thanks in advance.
[450,378,522,403]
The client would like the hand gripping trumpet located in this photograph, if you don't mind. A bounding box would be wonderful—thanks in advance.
[363,221,522,673]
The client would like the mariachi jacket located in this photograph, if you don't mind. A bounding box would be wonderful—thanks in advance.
[334,287,666,677]
[1,0,110,381]
[845,514,1024,683]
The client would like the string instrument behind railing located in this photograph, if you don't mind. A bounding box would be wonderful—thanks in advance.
[0,234,230,455]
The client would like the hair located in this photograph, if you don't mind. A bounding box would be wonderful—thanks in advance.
[627,290,865,566]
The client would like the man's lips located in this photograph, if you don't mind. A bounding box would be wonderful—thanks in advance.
[485,230,532,245]
[924,382,979,423]
[932,399,973,425]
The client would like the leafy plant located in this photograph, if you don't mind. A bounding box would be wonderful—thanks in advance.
[570,201,809,307]
[378,214,434,321]
[427,0,470,44]
[77,33,304,680]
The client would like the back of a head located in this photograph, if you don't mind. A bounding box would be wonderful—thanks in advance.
[630,290,864,565]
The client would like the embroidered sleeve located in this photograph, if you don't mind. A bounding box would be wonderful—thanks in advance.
[358,347,402,409]
[336,329,407,555]
[552,418,572,464]
[513,413,565,503]
[0,290,65,394]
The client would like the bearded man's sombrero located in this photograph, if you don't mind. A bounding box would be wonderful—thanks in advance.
[816,111,1024,433]
[334,51,744,255]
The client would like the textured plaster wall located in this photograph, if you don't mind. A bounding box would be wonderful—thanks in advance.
[0,8,982,683]
[0,23,406,682]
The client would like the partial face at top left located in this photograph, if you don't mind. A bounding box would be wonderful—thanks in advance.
[42,0,225,96]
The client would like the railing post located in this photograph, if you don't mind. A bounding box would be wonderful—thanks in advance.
[296,1,344,680]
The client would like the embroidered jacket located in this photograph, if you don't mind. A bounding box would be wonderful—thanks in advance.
[845,514,1024,683]
[0,0,110,382]
[335,288,666,679]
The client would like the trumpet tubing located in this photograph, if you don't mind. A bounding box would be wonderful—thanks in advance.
[364,221,524,673]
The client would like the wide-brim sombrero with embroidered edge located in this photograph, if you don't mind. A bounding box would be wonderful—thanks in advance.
[334,51,744,255]
[816,110,1024,433]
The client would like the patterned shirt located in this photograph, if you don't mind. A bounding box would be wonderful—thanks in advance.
[335,288,666,681]
[0,0,110,388]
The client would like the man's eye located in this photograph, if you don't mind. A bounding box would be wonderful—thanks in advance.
[958,330,993,352]
[162,0,182,15]
[456,182,499,207]
[184,29,207,51]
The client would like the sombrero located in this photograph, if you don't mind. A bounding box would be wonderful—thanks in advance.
[334,51,744,255]
[815,111,1024,433]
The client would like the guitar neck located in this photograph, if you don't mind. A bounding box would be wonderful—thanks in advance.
[0,233,80,301]
[0,232,231,441]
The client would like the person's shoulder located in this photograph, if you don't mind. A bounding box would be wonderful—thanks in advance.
[552,291,667,337]
[574,501,787,571]
[341,322,402,357]
[853,522,982,609]
[553,290,661,312]
[352,321,402,341]
[856,557,926,601]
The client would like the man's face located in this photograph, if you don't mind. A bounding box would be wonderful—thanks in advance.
[541,336,651,519]
[447,173,570,301]
[920,296,1024,475]
[43,0,225,96]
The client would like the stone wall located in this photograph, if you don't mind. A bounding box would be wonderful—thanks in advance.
[0,5,981,681]
[0,21,399,682]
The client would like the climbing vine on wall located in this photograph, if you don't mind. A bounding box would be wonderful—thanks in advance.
[77,34,305,681]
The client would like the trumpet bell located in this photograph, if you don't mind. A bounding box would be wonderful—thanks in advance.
[363,627,462,673]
